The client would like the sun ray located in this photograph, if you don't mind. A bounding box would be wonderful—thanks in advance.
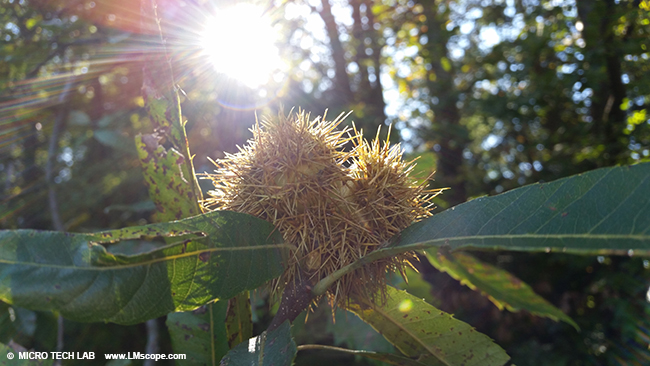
[198,4,284,88]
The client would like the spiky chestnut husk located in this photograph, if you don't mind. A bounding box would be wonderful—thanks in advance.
[203,110,436,307]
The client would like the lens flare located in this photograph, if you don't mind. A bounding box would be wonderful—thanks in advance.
[199,4,283,88]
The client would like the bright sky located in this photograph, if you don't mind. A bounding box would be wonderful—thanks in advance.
[199,4,284,88]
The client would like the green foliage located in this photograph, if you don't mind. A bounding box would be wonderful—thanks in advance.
[1,0,650,364]
[225,292,253,349]
[396,163,650,254]
[166,302,230,365]
[347,286,510,366]
[0,211,287,325]
[220,321,297,366]
[312,163,650,299]
[427,249,578,329]
[135,134,200,221]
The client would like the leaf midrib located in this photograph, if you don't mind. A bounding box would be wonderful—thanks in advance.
[399,233,650,247]
[0,243,293,271]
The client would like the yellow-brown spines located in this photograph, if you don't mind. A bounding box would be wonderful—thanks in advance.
[203,110,436,308]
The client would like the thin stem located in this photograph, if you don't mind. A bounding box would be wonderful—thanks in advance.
[144,319,160,366]
[297,344,365,353]
[53,315,64,366]
[47,76,74,366]
[46,77,74,232]
[311,244,421,297]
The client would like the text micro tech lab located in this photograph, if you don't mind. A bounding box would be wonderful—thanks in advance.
[19,352,95,360]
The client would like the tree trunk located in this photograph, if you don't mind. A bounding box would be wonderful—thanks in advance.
[578,0,628,165]
[319,0,354,105]
[421,0,468,206]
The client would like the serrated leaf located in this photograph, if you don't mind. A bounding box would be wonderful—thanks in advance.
[347,286,510,366]
[315,163,650,296]
[141,78,185,150]
[0,211,289,325]
[167,302,230,365]
[396,163,650,254]
[427,249,578,329]
[220,321,296,366]
[136,134,200,222]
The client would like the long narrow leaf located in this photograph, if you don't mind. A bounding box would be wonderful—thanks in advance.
[0,211,289,325]
[427,248,578,329]
[396,163,650,254]
[347,286,510,366]
[314,163,650,296]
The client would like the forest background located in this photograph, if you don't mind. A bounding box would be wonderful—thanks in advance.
[1,0,649,364]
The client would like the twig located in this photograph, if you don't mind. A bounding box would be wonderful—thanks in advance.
[144,319,160,366]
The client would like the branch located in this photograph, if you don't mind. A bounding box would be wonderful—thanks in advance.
[268,276,315,331]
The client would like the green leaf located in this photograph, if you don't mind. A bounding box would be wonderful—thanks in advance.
[346,286,510,366]
[397,163,650,254]
[136,134,200,222]
[219,321,297,366]
[427,249,578,329]
[166,302,230,365]
[0,211,289,325]
[141,80,185,151]
[225,292,253,349]
[326,308,394,353]
[314,163,650,295]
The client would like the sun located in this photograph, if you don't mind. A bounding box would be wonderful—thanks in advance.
[199,4,283,88]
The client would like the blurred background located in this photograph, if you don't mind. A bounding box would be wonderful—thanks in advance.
[1,0,649,364]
